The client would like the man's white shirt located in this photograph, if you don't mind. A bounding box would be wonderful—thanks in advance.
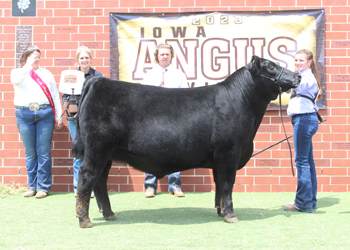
[143,64,188,88]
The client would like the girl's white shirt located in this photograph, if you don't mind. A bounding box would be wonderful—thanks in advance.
[287,68,319,117]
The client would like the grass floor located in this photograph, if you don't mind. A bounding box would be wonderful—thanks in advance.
[1,191,349,249]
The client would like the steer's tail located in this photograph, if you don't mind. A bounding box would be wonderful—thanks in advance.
[72,75,102,159]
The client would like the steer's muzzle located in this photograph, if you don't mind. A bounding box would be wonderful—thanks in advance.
[292,73,301,88]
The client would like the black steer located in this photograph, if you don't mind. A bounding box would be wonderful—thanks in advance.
[73,56,300,228]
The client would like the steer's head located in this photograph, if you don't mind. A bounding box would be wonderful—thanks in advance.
[246,55,300,93]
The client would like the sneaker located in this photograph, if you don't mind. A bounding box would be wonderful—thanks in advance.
[35,191,48,199]
[145,187,156,198]
[23,189,36,197]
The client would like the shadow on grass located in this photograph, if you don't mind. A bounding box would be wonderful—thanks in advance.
[260,195,339,219]
[317,195,340,208]
[92,207,221,226]
[89,195,340,227]
[48,192,73,197]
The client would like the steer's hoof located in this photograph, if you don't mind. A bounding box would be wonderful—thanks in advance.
[224,215,239,223]
[217,208,224,217]
[79,219,94,228]
[105,214,117,221]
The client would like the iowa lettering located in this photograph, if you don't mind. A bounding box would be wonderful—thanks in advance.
[140,26,205,38]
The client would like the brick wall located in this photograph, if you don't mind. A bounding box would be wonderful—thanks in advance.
[0,0,349,193]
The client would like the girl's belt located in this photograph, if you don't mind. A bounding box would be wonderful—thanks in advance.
[15,104,49,111]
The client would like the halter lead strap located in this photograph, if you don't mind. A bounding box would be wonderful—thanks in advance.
[246,66,295,176]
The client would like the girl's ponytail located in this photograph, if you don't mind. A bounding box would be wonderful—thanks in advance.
[295,49,323,100]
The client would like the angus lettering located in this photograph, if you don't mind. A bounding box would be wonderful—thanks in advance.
[132,38,297,82]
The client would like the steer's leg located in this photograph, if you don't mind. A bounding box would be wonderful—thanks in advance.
[93,159,110,214]
[76,160,94,228]
[215,158,239,223]
[76,151,113,228]
[94,159,117,221]
[213,168,224,217]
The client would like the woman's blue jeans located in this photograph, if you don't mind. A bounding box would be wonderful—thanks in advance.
[292,113,319,212]
[15,106,55,192]
[68,120,82,192]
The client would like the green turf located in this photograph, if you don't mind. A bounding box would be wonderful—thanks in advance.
[1,192,349,249]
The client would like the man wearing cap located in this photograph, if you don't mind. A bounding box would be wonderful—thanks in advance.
[142,43,188,198]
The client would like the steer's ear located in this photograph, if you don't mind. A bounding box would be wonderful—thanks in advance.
[247,55,261,74]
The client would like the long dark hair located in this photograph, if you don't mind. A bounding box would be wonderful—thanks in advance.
[295,49,322,100]
[19,45,40,67]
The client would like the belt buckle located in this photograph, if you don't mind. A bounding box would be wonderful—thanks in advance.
[29,103,40,111]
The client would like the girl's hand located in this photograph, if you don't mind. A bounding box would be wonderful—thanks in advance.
[55,120,63,130]
[25,52,40,69]
[26,54,36,67]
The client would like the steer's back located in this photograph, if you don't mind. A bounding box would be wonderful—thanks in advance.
[74,76,230,176]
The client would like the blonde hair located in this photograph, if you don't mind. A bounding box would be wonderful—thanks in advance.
[20,45,40,67]
[75,46,92,66]
[295,49,323,101]
[154,43,175,64]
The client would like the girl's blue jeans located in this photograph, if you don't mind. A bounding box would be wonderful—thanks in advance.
[68,120,82,192]
[292,112,319,212]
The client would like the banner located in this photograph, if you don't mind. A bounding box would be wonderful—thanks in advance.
[110,9,326,109]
